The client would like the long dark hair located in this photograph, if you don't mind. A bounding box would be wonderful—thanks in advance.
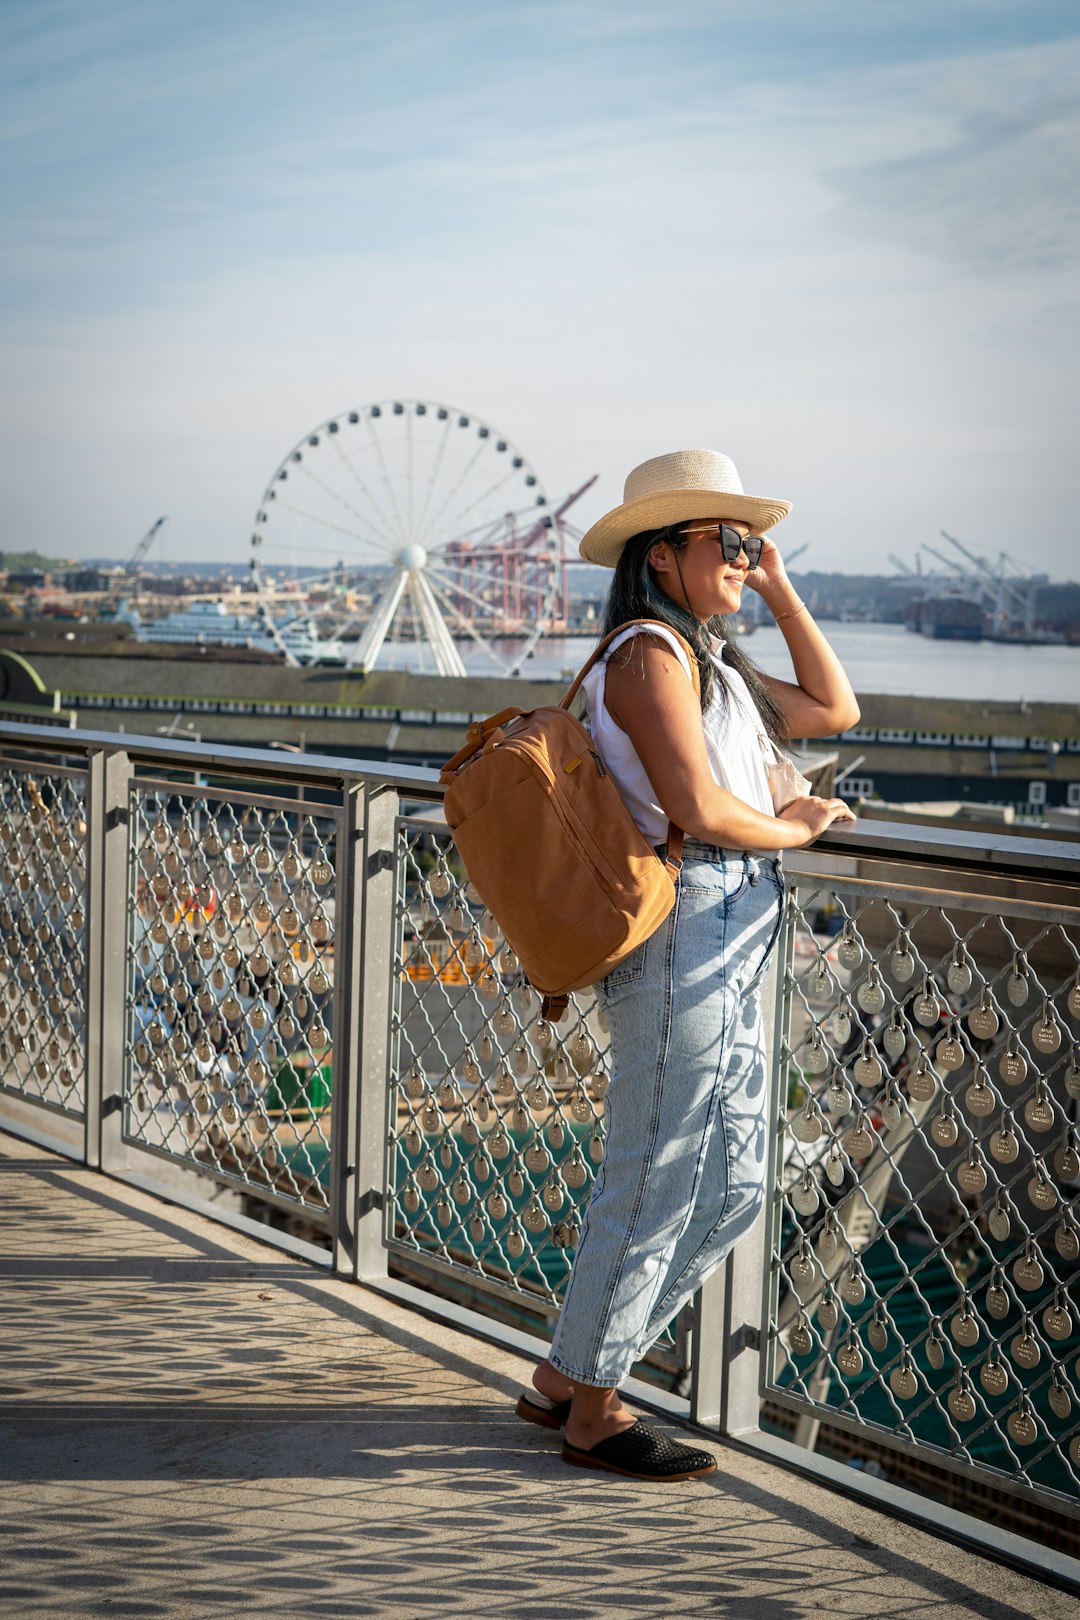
[599,525,788,746]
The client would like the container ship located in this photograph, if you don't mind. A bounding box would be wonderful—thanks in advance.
[903,595,986,641]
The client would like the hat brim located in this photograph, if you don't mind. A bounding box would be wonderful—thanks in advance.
[578,489,792,568]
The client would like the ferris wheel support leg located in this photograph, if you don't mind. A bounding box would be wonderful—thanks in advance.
[347,568,409,671]
[409,568,468,678]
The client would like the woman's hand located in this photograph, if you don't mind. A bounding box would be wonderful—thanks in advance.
[776,795,857,846]
[743,535,794,609]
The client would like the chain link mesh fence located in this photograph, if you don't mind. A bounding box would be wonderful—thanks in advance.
[0,760,88,1116]
[123,780,341,1217]
[768,868,1080,1511]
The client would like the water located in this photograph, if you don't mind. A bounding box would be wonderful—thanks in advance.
[353,622,1079,704]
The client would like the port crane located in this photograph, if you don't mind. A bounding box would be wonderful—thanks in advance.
[939,530,1039,639]
[123,517,166,612]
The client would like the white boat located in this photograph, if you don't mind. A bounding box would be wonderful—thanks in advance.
[116,600,345,663]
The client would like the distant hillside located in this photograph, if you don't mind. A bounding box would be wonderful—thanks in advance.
[1,549,77,572]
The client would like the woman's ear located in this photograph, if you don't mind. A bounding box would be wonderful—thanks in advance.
[648,538,675,579]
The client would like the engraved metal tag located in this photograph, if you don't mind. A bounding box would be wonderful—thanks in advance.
[1054,1218,1079,1261]
[841,1268,866,1305]
[914,986,940,1027]
[890,1363,917,1400]
[867,1316,888,1352]
[853,1047,882,1086]
[967,996,999,1041]
[1007,1408,1037,1446]
[791,1245,815,1285]
[826,1078,854,1117]
[1067,1049,1080,1100]
[926,1332,945,1371]
[832,1004,852,1045]
[804,1039,829,1075]
[1024,1091,1055,1133]
[836,1339,863,1376]
[791,1104,824,1144]
[790,1319,814,1358]
[1043,1302,1072,1341]
[935,1030,965,1072]
[931,1110,958,1148]
[844,1121,874,1159]
[1033,1007,1061,1053]
[1010,1328,1041,1368]
[990,1126,1019,1164]
[811,965,832,999]
[818,1293,838,1331]
[947,955,973,995]
[837,928,862,969]
[1014,1251,1044,1290]
[890,941,916,982]
[908,1057,936,1102]
[825,1146,846,1187]
[1006,969,1030,1007]
[1049,1380,1072,1421]
[956,1156,987,1196]
[792,1173,820,1217]
[883,1021,907,1062]
[1027,1172,1057,1212]
[951,1310,980,1348]
[964,1073,996,1117]
[998,1040,1028,1086]
[1054,1140,1080,1180]
[948,1383,975,1422]
[988,1203,1012,1242]
[857,972,885,1015]
[985,1278,1009,1320]
[980,1360,1008,1397]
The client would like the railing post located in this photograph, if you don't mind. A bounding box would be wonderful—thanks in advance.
[328,782,363,1273]
[351,783,398,1282]
[84,747,131,1175]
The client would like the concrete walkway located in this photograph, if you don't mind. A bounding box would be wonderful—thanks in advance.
[0,1131,1074,1620]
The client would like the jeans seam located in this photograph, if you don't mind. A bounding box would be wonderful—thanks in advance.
[579,887,680,1381]
[631,893,732,1349]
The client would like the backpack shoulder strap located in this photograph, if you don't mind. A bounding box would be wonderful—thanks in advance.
[560,619,701,875]
[559,618,700,712]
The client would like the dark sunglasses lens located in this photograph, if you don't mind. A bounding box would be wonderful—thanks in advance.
[719,527,764,567]
[719,526,743,561]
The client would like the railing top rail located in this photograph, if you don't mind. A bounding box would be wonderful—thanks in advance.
[810,817,1080,885]
[1,717,1077,883]
[0,719,440,795]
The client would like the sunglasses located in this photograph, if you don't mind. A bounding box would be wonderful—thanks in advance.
[680,523,765,569]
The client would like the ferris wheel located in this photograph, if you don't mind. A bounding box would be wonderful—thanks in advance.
[249,400,574,676]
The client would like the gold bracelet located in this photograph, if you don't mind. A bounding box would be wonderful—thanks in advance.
[773,600,807,624]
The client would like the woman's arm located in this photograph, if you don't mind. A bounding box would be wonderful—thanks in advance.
[747,538,861,738]
[604,636,855,850]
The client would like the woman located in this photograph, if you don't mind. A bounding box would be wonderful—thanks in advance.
[516,448,859,1480]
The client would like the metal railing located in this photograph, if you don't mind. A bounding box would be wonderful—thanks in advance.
[1,718,1078,1556]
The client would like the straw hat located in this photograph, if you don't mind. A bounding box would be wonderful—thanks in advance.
[578,449,791,568]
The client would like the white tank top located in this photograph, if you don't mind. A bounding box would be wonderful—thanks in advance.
[581,624,776,846]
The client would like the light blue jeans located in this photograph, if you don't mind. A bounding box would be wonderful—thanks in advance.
[549,843,784,1387]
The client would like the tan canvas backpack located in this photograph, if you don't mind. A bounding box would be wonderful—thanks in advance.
[439,620,699,1018]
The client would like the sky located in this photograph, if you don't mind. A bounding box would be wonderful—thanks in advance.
[1,0,1078,577]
